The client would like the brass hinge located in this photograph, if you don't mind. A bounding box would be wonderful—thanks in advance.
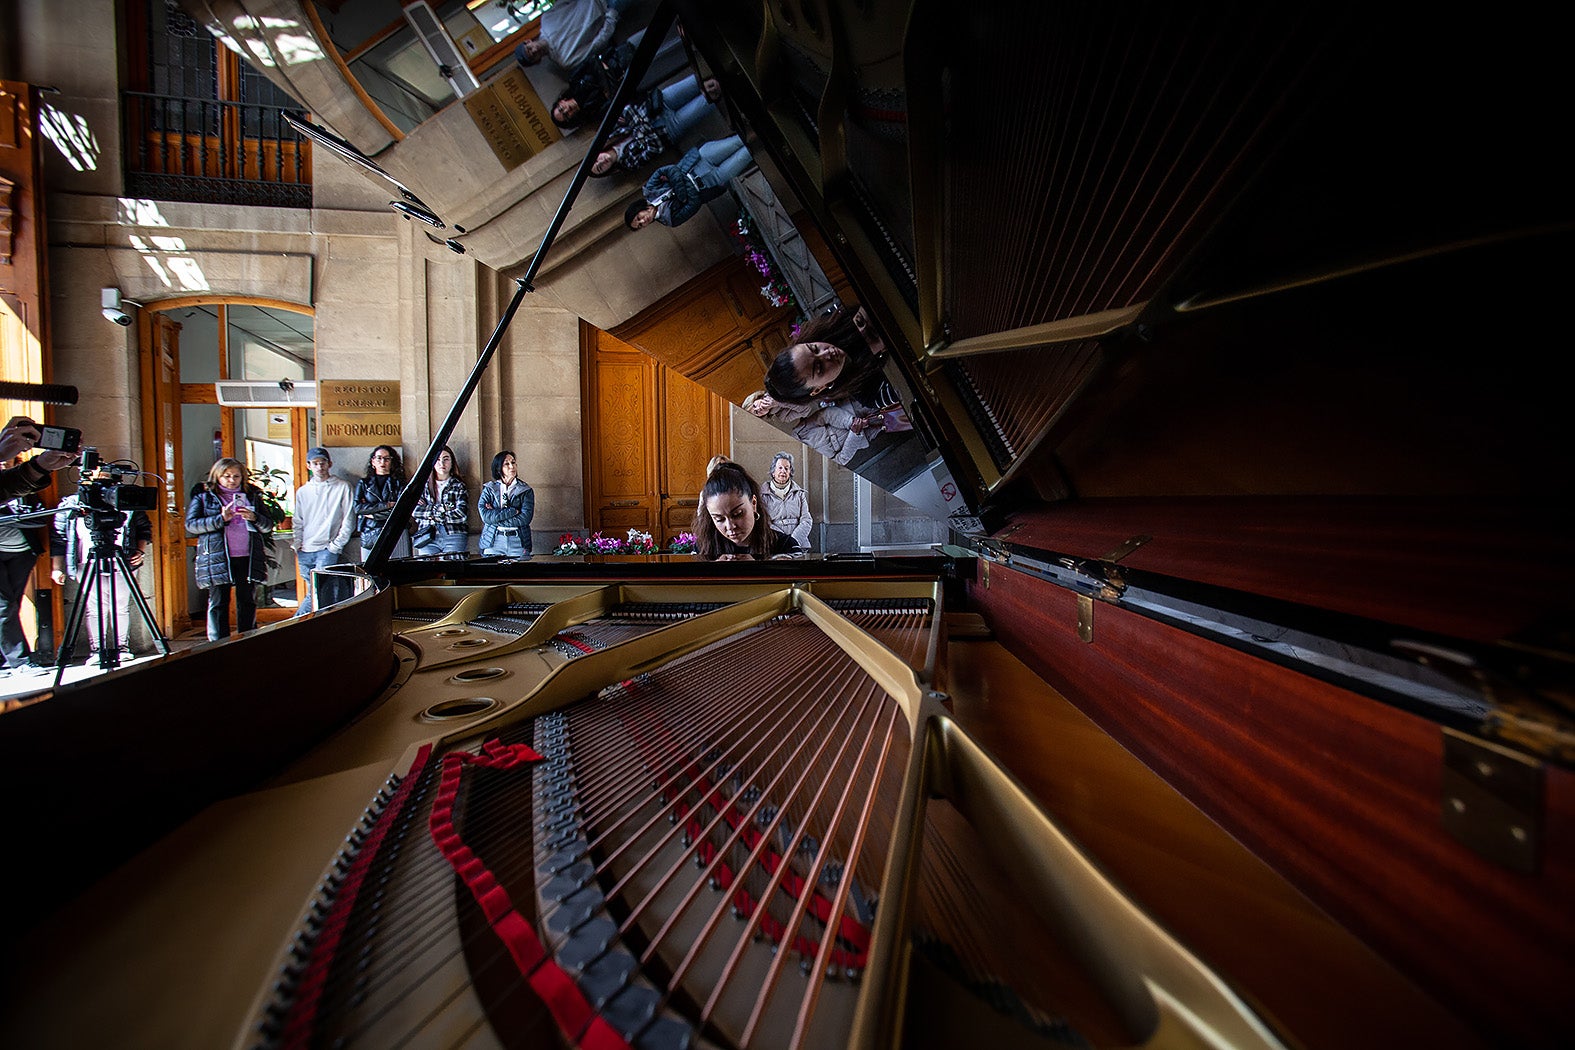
[1077,535,1150,643]
[1440,728,1542,874]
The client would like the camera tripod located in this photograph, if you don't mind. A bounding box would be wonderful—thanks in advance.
[53,507,170,688]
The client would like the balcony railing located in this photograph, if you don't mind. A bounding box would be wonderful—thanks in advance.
[122,92,312,208]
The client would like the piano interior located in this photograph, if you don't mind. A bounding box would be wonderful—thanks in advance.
[1,2,1570,1049]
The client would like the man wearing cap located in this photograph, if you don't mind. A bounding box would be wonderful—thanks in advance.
[292,448,354,617]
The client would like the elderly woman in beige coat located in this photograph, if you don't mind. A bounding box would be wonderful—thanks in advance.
[760,451,812,550]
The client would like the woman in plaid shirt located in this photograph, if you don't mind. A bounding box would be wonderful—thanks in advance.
[410,446,470,556]
[589,74,722,178]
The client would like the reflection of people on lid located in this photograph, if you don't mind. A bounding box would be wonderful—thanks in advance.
[588,74,722,176]
[693,459,801,561]
[624,136,754,229]
[763,306,885,407]
[745,391,875,467]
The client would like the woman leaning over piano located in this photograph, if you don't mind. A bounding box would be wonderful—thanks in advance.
[693,459,801,561]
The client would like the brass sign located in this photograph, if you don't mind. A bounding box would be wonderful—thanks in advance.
[464,66,560,172]
[318,380,401,446]
[320,412,403,444]
[318,380,399,413]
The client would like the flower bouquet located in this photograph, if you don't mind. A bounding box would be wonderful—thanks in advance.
[552,533,591,556]
[667,531,697,554]
[731,214,798,313]
[553,529,678,555]
[624,529,658,554]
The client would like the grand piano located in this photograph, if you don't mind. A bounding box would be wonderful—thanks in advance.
[1,3,1569,1048]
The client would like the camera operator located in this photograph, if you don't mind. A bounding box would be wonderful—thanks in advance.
[0,417,78,500]
[51,466,153,664]
[0,458,50,678]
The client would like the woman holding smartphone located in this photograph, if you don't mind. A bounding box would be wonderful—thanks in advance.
[186,458,279,640]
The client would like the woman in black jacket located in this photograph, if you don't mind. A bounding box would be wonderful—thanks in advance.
[353,445,408,561]
[185,458,278,641]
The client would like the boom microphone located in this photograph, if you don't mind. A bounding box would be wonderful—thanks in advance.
[0,381,80,406]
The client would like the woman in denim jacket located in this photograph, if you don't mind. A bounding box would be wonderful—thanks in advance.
[477,450,534,557]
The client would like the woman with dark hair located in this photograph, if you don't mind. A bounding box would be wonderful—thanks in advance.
[692,459,801,561]
[624,135,754,229]
[589,73,721,176]
[410,445,469,556]
[353,445,408,561]
[478,450,534,557]
[186,458,279,641]
[763,305,886,406]
[550,71,611,131]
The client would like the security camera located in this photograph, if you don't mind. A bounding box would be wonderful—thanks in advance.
[101,287,134,327]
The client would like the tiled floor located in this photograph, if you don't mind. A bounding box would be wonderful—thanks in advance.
[0,632,208,705]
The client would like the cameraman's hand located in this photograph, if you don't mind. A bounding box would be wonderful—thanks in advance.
[221,502,236,521]
[0,420,40,462]
[33,450,75,471]
[235,508,256,522]
[127,548,146,568]
[50,568,65,586]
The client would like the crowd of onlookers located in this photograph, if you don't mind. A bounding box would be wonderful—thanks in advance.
[0,5,910,677]
[520,0,757,231]
[2,300,900,678]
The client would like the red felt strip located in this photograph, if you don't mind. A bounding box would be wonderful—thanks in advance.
[428,739,634,1050]
[279,744,434,1049]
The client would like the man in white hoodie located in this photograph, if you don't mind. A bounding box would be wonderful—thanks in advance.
[292,447,354,617]
[514,0,633,76]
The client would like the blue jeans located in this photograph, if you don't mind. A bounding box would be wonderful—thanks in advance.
[482,531,527,558]
[415,531,469,557]
[656,75,712,143]
[696,135,752,186]
[294,548,342,617]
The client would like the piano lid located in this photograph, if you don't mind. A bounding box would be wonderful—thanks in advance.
[675,0,1573,527]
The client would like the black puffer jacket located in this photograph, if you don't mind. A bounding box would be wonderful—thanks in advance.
[185,483,277,588]
[353,474,404,548]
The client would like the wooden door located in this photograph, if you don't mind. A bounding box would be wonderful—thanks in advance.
[656,366,726,540]
[140,311,190,638]
[583,329,728,545]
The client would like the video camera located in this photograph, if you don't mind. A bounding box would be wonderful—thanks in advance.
[78,447,159,513]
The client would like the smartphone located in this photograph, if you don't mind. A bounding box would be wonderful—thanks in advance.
[37,425,82,453]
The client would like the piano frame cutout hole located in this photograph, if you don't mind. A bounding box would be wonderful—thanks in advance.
[450,666,508,683]
[420,696,499,722]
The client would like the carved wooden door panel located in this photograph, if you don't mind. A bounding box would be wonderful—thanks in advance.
[586,336,658,538]
[657,367,728,542]
[585,330,727,546]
